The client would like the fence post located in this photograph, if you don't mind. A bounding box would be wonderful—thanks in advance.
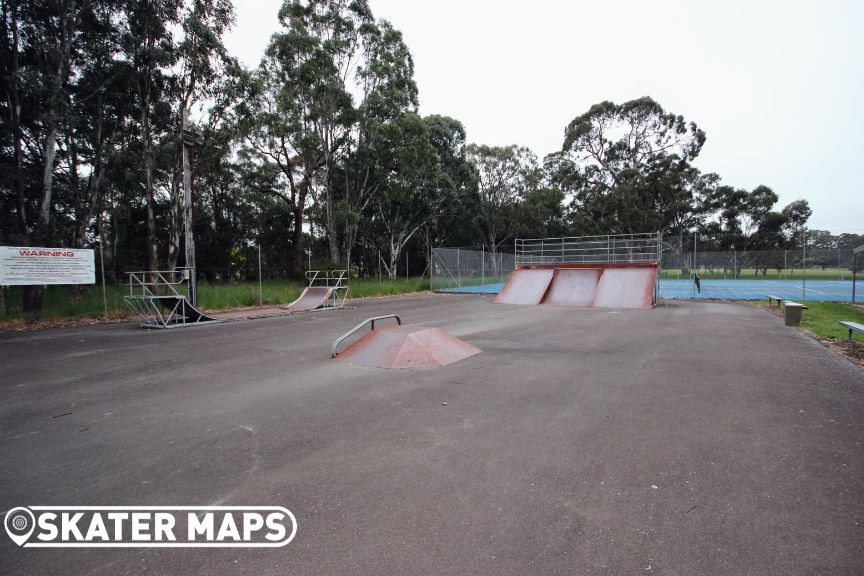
[801,229,806,302]
[258,243,263,307]
[481,245,485,287]
[693,233,697,276]
[853,252,858,303]
[98,239,108,321]
[457,248,461,288]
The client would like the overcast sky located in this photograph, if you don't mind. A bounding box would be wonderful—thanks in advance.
[224,0,863,233]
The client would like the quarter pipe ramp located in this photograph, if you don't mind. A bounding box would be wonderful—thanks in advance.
[283,286,334,312]
[591,267,657,309]
[493,268,554,305]
[543,268,601,307]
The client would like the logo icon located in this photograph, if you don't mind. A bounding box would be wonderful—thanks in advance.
[5,507,35,546]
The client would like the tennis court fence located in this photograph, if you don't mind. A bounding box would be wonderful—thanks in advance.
[432,245,861,291]
[431,247,515,292]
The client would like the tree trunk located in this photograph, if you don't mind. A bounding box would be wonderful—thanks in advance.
[37,126,58,238]
[5,0,27,237]
[324,176,340,264]
[290,206,304,278]
[25,1,74,313]
[22,286,44,314]
[387,243,398,280]
[142,82,158,275]
[327,224,340,264]
[73,91,106,250]
[145,159,158,273]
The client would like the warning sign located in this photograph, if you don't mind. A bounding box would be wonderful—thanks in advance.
[0,247,96,286]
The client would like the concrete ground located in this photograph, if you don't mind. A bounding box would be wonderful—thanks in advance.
[1,295,863,575]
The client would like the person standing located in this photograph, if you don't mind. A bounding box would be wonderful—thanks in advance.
[694,272,701,294]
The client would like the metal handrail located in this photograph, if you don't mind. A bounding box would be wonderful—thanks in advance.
[515,233,661,266]
[331,315,401,358]
[126,268,193,298]
[305,269,349,288]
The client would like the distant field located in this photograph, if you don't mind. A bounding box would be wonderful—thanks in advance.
[660,267,857,281]
[0,277,431,322]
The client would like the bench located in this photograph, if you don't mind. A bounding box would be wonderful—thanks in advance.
[838,321,864,343]
[767,294,784,308]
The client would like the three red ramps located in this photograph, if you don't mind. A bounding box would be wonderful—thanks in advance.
[494,264,658,309]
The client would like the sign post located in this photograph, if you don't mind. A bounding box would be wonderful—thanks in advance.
[97,240,108,321]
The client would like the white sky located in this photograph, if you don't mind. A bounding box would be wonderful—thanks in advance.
[225,0,864,233]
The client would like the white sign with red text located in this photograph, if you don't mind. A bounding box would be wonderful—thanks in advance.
[0,246,95,286]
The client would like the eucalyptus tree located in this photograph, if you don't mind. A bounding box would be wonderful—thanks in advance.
[554,97,706,237]
[341,18,418,268]
[122,0,183,276]
[465,143,537,270]
[165,0,236,271]
[0,0,81,310]
[363,112,440,278]
[238,0,373,276]
[420,114,478,252]
[239,0,419,274]
[0,0,136,310]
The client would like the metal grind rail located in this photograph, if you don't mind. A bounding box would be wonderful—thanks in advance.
[331,315,401,358]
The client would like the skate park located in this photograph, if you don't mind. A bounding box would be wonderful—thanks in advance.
[3,1,863,571]
[3,233,864,575]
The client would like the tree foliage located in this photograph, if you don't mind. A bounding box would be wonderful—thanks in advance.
[0,1,821,314]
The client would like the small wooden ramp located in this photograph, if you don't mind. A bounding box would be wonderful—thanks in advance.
[493,268,554,305]
[283,286,334,312]
[543,269,601,307]
[591,267,657,309]
[336,326,481,369]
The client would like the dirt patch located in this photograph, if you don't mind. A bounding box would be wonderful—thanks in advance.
[0,312,134,333]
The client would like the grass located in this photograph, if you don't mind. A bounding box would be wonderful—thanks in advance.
[798,302,864,341]
[0,276,431,322]
[757,299,864,342]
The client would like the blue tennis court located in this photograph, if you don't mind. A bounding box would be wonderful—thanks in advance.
[439,278,862,302]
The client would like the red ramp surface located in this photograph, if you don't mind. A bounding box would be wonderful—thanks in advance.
[494,268,554,305]
[337,326,481,369]
[283,286,333,312]
[543,268,601,307]
[591,267,657,309]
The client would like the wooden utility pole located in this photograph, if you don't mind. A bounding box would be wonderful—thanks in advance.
[181,109,199,306]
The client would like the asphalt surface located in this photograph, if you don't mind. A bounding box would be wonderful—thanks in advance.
[1,295,863,575]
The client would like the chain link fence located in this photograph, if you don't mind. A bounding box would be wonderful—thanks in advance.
[431,247,515,292]
[661,248,860,279]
